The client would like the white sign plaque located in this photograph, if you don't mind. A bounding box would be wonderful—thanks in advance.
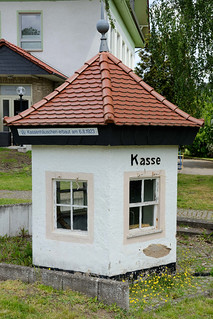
[18,128,99,136]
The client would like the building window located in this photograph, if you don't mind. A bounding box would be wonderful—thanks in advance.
[122,41,126,62]
[19,12,42,50]
[130,53,133,69]
[55,180,88,231]
[46,172,94,243]
[116,32,121,59]
[110,27,115,54]
[126,48,130,66]
[0,85,32,132]
[129,178,158,230]
[124,170,165,243]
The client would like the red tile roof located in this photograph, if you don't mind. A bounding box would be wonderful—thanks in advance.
[4,51,204,127]
[0,39,67,79]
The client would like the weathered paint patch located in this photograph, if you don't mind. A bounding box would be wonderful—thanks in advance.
[143,244,171,258]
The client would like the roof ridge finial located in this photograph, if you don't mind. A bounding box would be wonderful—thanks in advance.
[96,0,109,52]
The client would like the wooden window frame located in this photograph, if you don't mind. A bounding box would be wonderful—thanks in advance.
[124,170,166,244]
[129,178,159,231]
[46,171,94,243]
[54,179,88,232]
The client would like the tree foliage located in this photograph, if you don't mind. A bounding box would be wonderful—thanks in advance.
[135,37,175,105]
[135,0,213,118]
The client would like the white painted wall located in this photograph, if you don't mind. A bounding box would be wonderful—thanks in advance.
[32,145,178,277]
[0,0,135,76]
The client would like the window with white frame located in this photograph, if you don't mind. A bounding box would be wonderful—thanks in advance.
[19,12,42,50]
[129,178,159,230]
[54,180,88,231]
[122,41,126,63]
[116,32,121,59]
[110,27,115,54]
[46,172,94,243]
[124,170,165,242]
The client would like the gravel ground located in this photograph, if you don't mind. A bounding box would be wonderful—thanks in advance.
[177,234,213,273]
[0,190,32,200]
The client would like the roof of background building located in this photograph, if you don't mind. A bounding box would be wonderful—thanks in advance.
[0,39,67,79]
[4,51,203,128]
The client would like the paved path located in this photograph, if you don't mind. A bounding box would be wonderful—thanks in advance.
[179,159,213,175]
[0,190,31,200]
[177,208,213,221]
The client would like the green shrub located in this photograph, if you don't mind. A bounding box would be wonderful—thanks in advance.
[187,100,213,157]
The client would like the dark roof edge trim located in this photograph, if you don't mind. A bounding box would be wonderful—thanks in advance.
[11,125,199,146]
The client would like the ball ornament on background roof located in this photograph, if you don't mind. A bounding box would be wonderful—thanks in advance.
[96,19,109,35]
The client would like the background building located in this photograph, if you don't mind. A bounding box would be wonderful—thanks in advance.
[0,0,149,144]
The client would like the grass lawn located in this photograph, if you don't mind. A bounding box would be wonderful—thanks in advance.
[0,171,32,191]
[0,280,212,318]
[0,147,32,192]
[0,148,32,204]
[0,233,212,318]
[0,280,125,319]
[177,174,213,211]
[0,198,31,205]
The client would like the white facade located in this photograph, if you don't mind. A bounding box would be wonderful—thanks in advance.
[32,145,178,277]
[0,0,135,76]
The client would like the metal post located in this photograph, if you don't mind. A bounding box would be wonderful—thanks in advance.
[20,94,23,112]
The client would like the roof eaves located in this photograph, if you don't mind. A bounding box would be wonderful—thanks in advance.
[114,58,204,127]
[112,0,144,47]
[187,116,204,126]
[126,68,203,127]
[149,90,203,126]
[0,38,67,79]
[4,114,22,125]
[4,98,47,125]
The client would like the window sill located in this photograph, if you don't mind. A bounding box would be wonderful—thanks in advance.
[52,229,88,237]
[127,228,163,239]
[25,49,43,52]
[47,229,92,243]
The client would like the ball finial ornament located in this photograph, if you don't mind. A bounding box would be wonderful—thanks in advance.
[96,19,109,35]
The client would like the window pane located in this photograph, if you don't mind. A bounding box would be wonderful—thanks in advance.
[21,41,42,50]
[73,207,87,231]
[3,100,9,117]
[21,14,41,38]
[56,181,70,204]
[72,181,87,206]
[142,205,154,227]
[20,13,41,50]
[130,180,141,203]
[129,207,140,229]
[57,206,71,229]
[0,85,31,96]
[144,179,155,202]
